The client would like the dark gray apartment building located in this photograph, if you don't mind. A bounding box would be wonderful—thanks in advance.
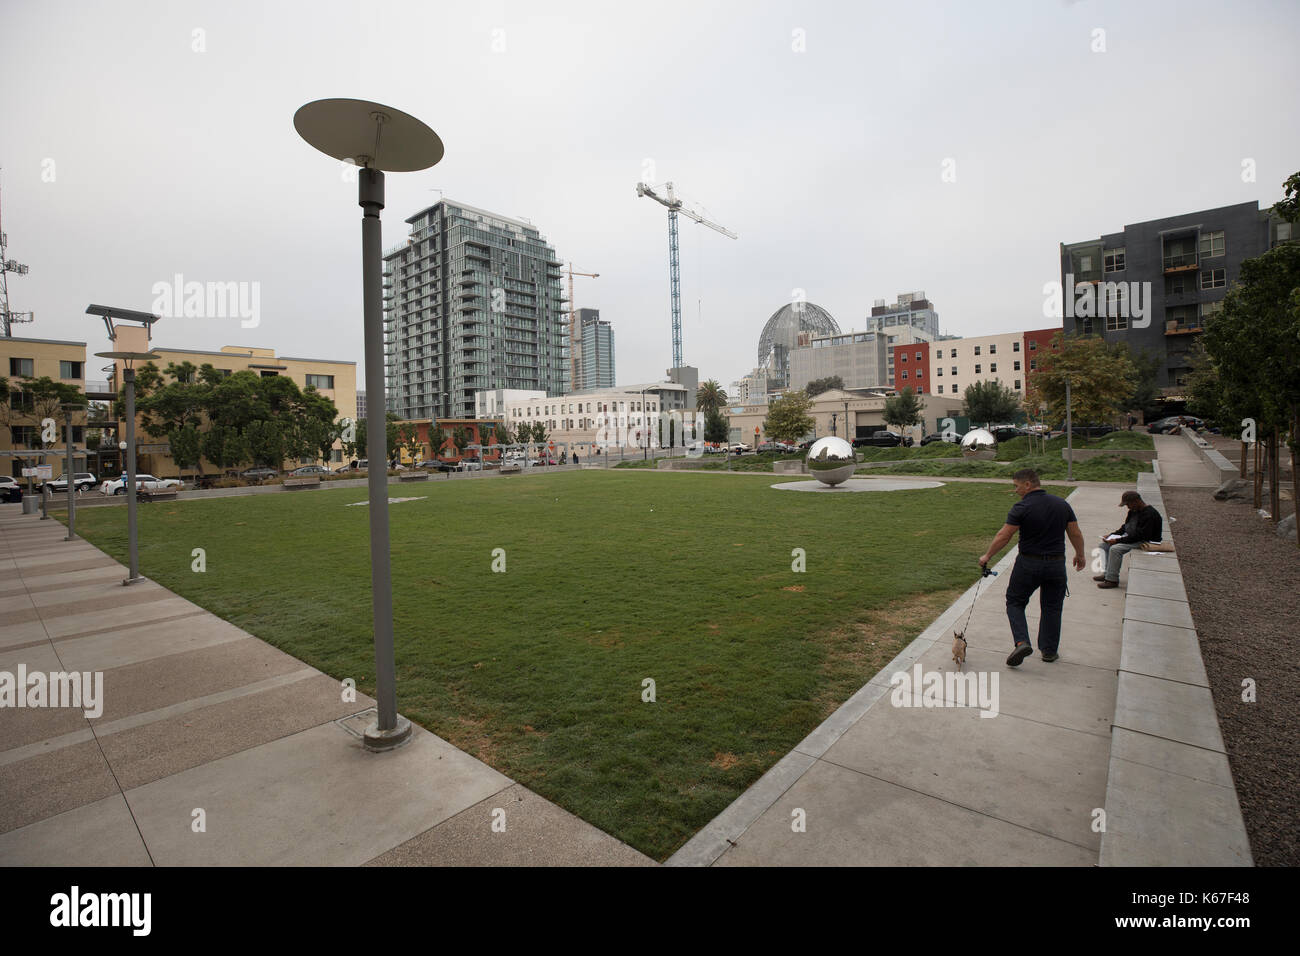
[1060,200,1294,400]
[383,199,568,420]
[575,308,615,390]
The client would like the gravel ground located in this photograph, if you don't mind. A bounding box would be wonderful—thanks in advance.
[1164,487,1300,866]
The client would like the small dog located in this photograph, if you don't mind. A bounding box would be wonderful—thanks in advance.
[951,631,968,669]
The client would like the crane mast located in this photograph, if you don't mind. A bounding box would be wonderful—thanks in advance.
[635,181,736,369]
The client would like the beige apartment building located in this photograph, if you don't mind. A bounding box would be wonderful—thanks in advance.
[502,382,690,450]
[789,325,933,392]
[725,387,965,446]
[1,335,91,479]
[103,326,357,476]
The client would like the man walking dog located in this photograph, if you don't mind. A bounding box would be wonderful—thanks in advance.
[978,469,1087,667]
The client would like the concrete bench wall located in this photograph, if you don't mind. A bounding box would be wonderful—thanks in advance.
[1098,470,1252,865]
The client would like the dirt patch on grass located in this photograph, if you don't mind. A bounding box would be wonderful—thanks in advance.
[710,752,740,770]
[782,585,806,592]
[810,588,964,721]
[1164,488,1300,866]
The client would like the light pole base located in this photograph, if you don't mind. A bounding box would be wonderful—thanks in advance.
[122,575,148,587]
[363,714,412,752]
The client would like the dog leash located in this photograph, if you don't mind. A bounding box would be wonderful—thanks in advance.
[954,563,999,639]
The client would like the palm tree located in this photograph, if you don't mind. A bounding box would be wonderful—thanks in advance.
[696,379,728,414]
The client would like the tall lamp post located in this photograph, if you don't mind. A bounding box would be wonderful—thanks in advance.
[295,98,443,752]
[94,351,159,585]
[62,402,85,541]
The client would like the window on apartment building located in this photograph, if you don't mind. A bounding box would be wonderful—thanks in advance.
[1199,231,1225,258]
[936,367,943,376]
[1200,300,1225,322]
[990,363,997,373]
[305,374,335,390]
[259,370,278,378]
[974,346,981,356]
[951,367,957,376]
[1106,312,1128,332]
[11,425,39,445]
[1028,341,1037,351]
[1200,269,1226,290]
[1013,341,1021,352]
[331,450,343,463]
[9,358,33,377]
[1030,359,1038,370]
[916,368,923,378]
[1278,223,1293,243]
[1104,248,1126,273]
[899,353,907,363]
[989,344,997,354]
[975,364,981,374]
[915,351,922,361]
[1014,360,1021,371]
[902,370,908,379]
[1014,380,1021,390]
[59,360,83,379]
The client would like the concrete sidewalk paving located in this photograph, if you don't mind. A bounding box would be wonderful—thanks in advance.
[0,506,651,867]
[1151,432,1219,488]
[670,484,1128,866]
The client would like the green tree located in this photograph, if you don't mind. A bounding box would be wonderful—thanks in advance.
[696,379,728,414]
[452,425,472,456]
[962,379,1022,427]
[1274,169,1300,224]
[201,424,249,473]
[1024,332,1136,431]
[1119,344,1163,419]
[167,424,204,483]
[764,390,815,443]
[805,375,844,398]
[1202,240,1300,442]
[704,407,729,444]
[245,419,287,468]
[884,386,925,437]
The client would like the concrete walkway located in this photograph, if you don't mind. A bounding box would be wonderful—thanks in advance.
[1152,433,1219,488]
[0,506,650,867]
[670,483,1128,866]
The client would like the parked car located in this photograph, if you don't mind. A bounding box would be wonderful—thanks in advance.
[758,441,799,454]
[289,465,330,477]
[989,426,1029,443]
[727,443,753,454]
[1,483,22,504]
[41,472,98,493]
[456,457,483,471]
[920,432,961,446]
[1147,416,1204,434]
[335,459,368,473]
[853,430,913,448]
[1,475,21,491]
[100,474,182,496]
[239,467,279,482]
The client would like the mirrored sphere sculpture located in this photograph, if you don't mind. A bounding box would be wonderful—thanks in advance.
[961,428,997,451]
[806,436,857,486]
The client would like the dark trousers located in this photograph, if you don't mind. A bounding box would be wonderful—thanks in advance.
[1005,555,1068,655]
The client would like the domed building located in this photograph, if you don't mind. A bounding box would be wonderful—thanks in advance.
[756,301,840,388]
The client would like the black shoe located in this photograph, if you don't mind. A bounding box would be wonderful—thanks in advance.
[1040,651,1059,662]
[1006,643,1032,667]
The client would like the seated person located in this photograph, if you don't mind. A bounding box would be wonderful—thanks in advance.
[1097,491,1163,588]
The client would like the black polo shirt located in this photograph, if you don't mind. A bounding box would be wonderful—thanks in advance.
[1006,488,1077,557]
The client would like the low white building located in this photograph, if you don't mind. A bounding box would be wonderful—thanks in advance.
[502,382,691,450]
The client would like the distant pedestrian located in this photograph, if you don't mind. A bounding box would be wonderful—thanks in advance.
[1096,492,1163,589]
[978,468,1087,666]
[1127,414,1136,431]
[572,451,579,465]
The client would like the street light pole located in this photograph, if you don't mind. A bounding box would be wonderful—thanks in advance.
[1065,378,1074,481]
[295,98,443,752]
[62,403,82,541]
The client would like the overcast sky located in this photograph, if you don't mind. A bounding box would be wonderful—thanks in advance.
[2,0,1297,393]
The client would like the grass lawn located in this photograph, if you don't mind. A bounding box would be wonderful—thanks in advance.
[69,470,1056,860]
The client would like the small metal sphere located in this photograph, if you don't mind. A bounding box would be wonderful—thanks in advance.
[806,436,857,486]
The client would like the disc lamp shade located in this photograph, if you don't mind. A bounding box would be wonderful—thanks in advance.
[293,98,444,172]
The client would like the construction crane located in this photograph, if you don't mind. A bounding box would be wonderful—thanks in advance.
[565,263,599,391]
[635,182,736,369]
[0,175,34,338]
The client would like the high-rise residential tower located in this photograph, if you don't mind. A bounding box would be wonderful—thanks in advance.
[383,199,568,420]
[575,308,615,390]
